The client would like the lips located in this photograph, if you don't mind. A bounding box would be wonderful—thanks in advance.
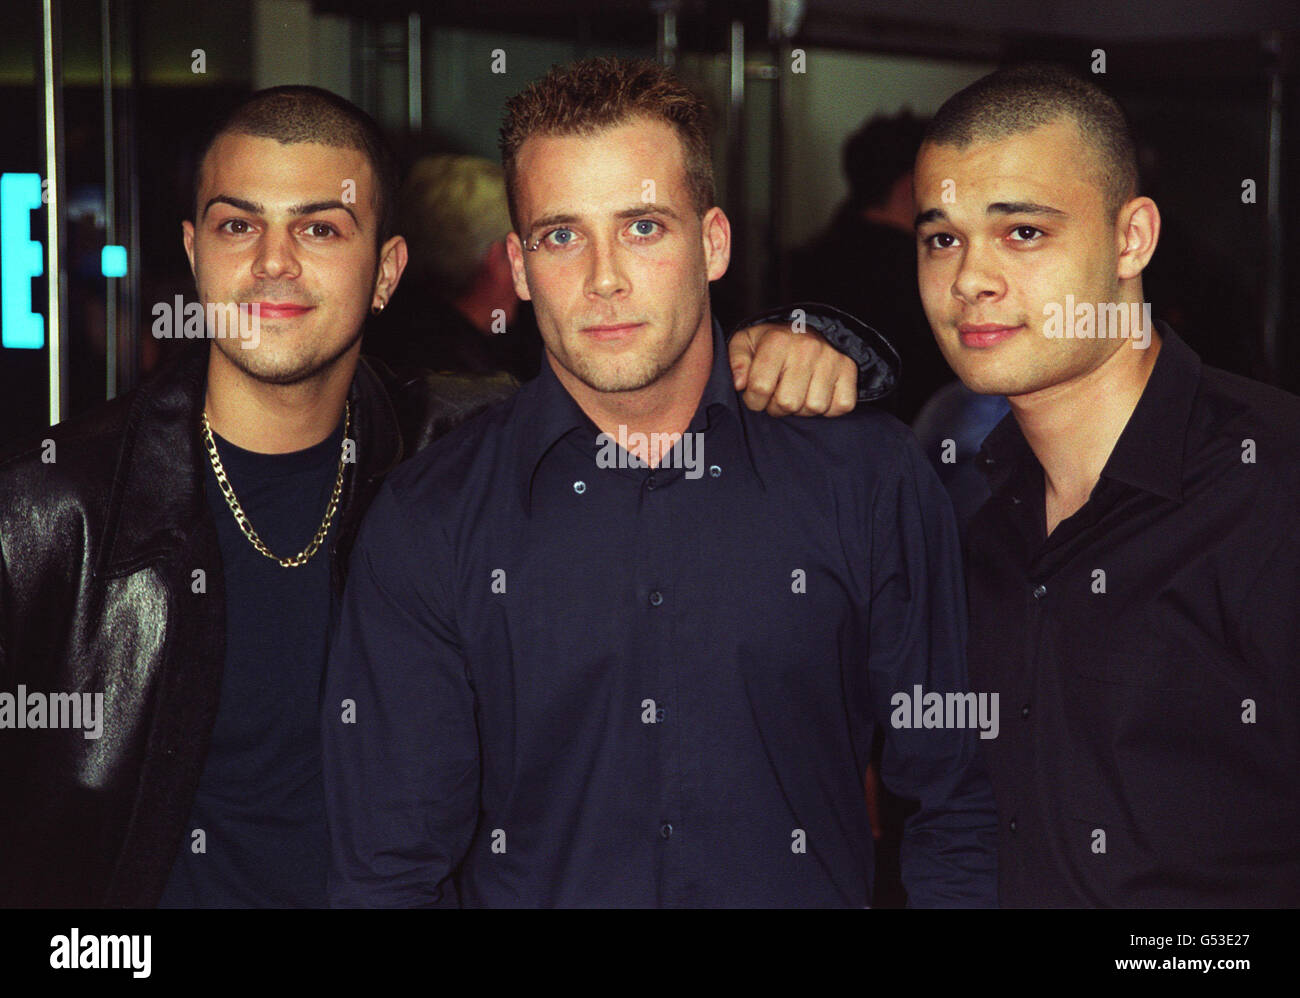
[958,323,1021,348]
[581,321,644,342]
[254,302,315,319]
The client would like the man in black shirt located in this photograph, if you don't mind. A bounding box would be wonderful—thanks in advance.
[323,57,997,908]
[914,64,1299,905]
[157,418,348,906]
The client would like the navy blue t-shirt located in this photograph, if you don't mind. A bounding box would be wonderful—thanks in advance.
[159,417,344,907]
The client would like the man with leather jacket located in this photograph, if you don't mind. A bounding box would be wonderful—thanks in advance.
[0,85,882,907]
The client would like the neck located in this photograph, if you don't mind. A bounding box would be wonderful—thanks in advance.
[551,316,714,468]
[203,344,360,454]
[1009,331,1163,530]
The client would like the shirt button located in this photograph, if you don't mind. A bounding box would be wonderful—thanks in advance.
[1009,819,1018,833]
[1032,583,1047,599]
[573,480,586,494]
[649,590,664,607]
[646,475,657,490]
[1021,704,1030,719]
[709,464,721,478]
[660,823,673,839]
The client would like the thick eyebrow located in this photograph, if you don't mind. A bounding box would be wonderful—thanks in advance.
[613,202,683,222]
[986,200,1067,218]
[914,207,948,229]
[288,200,360,226]
[202,195,262,219]
[914,201,1068,229]
[526,211,580,232]
[201,194,359,227]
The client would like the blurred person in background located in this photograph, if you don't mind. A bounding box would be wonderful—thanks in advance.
[793,111,953,423]
[366,154,542,382]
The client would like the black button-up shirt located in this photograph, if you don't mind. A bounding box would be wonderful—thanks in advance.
[968,324,1300,906]
[323,321,997,907]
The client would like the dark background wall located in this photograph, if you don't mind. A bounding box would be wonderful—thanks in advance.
[0,0,1295,445]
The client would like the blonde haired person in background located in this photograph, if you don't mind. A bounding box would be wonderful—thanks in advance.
[366,154,541,380]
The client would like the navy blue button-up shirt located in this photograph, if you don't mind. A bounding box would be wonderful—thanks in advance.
[323,321,997,907]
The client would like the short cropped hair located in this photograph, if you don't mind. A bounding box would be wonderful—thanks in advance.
[924,64,1139,217]
[843,111,928,211]
[401,155,512,299]
[192,85,398,248]
[498,57,714,232]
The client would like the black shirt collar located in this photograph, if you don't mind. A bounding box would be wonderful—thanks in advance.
[515,319,759,509]
[978,323,1202,503]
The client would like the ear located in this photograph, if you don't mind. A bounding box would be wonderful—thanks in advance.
[1116,196,1160,282]
[182,220,197,280]
[701,206,731,282]
[373,235,408,309]
[505,231,533,302]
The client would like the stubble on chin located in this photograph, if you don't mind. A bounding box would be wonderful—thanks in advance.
[556,305,705,395]
[563,348,673,394]
[213,323,364,387]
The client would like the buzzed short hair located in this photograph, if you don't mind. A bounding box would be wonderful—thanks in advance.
[192,85,398,248]
[924,64,1139,217]
[498,57,714,232]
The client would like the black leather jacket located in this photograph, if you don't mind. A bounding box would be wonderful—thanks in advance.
[0,346,515,906]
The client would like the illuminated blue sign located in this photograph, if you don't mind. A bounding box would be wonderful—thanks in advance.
[1,172,45,349]
[101,244,127,278]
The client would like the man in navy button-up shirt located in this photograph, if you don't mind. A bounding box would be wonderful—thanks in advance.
[322,56,997,908]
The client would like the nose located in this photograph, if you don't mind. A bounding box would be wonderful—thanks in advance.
[584,233,629,301]
[252,226,302,283]
[951,239,1005,306]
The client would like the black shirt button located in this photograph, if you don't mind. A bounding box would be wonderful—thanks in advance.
[1021,704,1030,719]
[1032,584,1047,599]
[646,475,657,490]
[649,590,664,607]
[660,823,673,839]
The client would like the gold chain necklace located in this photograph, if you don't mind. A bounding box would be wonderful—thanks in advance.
[199,402,351,568]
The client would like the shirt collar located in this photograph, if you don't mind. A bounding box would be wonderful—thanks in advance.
[1097,323,1200,501]
[975,407,1030,497]
[515,319,761,510]
[978,322,1202,503]
[697,318,749,427]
